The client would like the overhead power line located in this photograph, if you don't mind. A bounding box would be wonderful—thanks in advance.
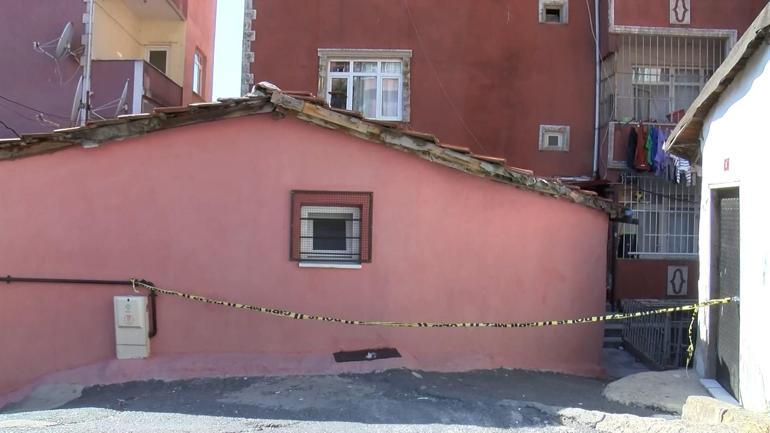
[0,94,68,120]
[0,119,21,138]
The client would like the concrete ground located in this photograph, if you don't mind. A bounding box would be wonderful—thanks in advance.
[1,350,736,433]
[5,367,742,433]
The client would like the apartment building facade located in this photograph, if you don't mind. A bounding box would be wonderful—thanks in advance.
[244,0,764,302]
[0,0,216,139]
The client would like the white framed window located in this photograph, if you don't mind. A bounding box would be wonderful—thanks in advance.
[327,60,402,120]
[192,50,204,95]
[538,125,570,151]
[145,45,169,75]
[318,49,412,122]
[539,0,569,24]
[632,66,712,122]
[300,206,361,263]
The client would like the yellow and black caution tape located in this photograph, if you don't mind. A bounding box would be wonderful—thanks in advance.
[130,279,732,329]
[131,279,737,369]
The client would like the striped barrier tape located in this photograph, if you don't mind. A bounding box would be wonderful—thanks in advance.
[130,279,736,369]
[129,279,732,329]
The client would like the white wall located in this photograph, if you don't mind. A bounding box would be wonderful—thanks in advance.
[695,42,770,412]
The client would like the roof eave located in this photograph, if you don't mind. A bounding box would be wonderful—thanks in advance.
[665,5,770,160]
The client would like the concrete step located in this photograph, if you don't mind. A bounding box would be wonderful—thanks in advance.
[603,336,623,348]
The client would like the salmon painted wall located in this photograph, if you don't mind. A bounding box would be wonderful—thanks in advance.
[0,115,608,397]
[250,0,597,177]
[183,0,216,103]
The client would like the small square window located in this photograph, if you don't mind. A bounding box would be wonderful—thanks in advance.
[539,125,570,151]
[539,0,569,24]
[291,191,373,266]
[544,7,562,23]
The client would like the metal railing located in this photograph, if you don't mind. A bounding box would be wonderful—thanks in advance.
[621,299,695,369]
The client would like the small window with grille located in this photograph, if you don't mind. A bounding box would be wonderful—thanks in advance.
[538,124,570,151]
[539,0,569,24]
[290,191,372,267]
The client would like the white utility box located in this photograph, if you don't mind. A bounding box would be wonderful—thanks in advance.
[113,296,150,359]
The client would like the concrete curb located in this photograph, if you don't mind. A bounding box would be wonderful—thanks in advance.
[683,396,770,433]
[603,369,710,413]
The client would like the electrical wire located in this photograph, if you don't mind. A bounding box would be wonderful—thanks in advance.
[402,0,489,155]
[0,94,68,120]
[0,119,20,137]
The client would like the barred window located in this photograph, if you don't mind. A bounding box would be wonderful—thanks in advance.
[290,191,372,265]
[617,174,699,259]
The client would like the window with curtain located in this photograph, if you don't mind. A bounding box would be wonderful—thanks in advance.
[325,60,403,121]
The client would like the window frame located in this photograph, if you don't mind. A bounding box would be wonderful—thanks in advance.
[300,205,361,262]
[290,190,373,267]
[539,0,569,24]
[631,66,712,122]
[318,49,412,122]
[326,59,404,121]
[617,174,700,260]
[192,50,204,96]
[538,125,570,152]
[144,45,170,75]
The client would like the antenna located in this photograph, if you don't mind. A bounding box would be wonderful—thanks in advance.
[70,75,84,126]
[91,79,130,120]
[115,79,129,117]
[33,22,75,60]
[55,22,74,59]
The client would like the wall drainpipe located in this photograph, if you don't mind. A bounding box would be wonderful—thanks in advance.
[3,275,157,339]
[592,0,601,179]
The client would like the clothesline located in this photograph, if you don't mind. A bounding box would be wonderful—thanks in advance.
[626,123,695,186]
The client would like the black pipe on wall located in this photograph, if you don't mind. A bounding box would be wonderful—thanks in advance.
[3,275,158,338]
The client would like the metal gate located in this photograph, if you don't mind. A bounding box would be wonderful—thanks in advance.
[715,189,740,400]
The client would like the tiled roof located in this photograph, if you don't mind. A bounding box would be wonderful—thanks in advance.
[0,82,622,217]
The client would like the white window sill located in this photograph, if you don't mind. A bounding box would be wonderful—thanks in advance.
[298,262,362,269]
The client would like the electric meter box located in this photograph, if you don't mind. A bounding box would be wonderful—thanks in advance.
[113,296,150,359]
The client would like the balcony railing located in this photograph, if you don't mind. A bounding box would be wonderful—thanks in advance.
[90,59,182,118]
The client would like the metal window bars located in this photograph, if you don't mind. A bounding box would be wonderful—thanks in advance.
[601,33,728,124]
[290,191,373,264]
[617,173,699,259]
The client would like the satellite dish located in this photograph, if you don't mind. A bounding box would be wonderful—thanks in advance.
[70,75,84,125]
[33,22,75,60]
[55,22,74,59]
[115,79,129,117]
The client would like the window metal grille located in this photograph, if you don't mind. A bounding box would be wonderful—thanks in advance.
[290,191,373,264]
[601,34,728,124]
[617,174,699,259]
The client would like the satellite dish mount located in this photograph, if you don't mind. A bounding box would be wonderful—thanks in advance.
[33,22,77,61]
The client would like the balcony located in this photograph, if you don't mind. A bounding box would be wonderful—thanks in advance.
[600,33,729,170]
[90,59,182,118]
[119,0,187,21]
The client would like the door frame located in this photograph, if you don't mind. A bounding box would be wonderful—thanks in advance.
[707,183,740,401]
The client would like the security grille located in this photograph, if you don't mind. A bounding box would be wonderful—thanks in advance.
[601,34,728,124]
[290,191,372,264]
[617,174,699,259]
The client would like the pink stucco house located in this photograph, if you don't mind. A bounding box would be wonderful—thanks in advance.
[0,84,620,404]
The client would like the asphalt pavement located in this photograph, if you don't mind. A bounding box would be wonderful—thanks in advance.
[0,368,662,433]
